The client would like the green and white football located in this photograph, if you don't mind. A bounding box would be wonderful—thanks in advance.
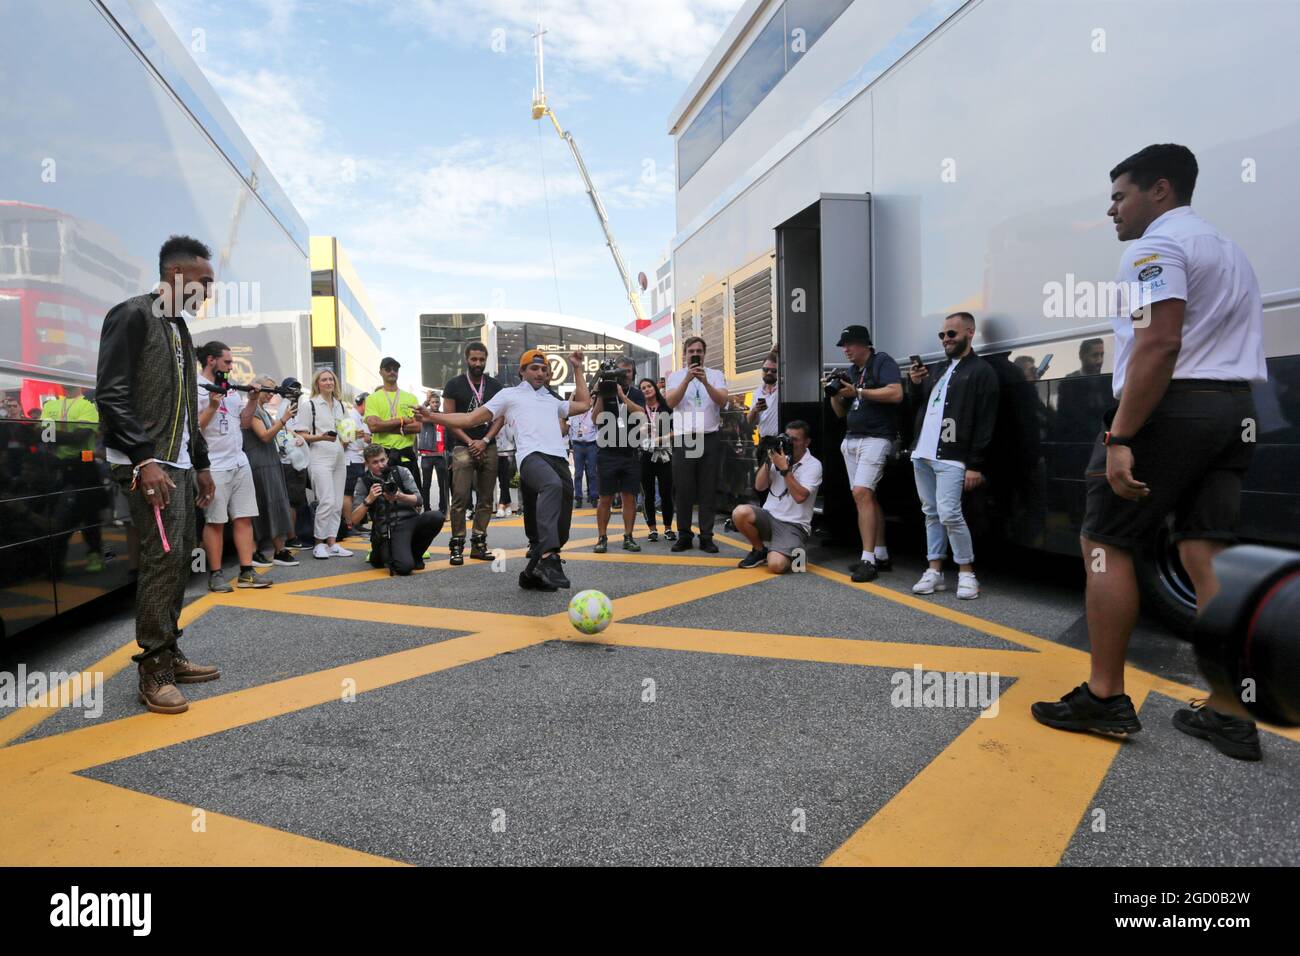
[568,589,613,635]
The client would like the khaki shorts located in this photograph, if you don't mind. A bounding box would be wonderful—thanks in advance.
[841,436,891,490]
[205,462,259,523]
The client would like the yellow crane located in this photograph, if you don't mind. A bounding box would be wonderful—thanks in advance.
[531,22,649,328]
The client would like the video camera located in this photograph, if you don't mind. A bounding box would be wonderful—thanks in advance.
[823,368,853,399]
[1194,545,1300,726]
[597,359,622,398]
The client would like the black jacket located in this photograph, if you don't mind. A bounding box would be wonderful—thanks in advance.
[97,293,210,470]
[906,352,999,471]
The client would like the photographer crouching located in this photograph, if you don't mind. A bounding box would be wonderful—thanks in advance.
[731,421,823,574]
[350,444,444,575]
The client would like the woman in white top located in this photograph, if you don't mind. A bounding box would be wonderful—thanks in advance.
[295,369,352,559]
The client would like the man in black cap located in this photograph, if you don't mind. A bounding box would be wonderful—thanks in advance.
[363,357,422,484]
[827,325,904,582]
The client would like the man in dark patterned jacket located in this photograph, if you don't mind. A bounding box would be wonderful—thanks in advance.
[97,235,220,715]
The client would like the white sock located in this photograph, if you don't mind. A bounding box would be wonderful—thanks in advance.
[860,551,875,564]
[874,547,890,560]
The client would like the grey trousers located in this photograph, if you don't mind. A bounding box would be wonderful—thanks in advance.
[519,452,573,557]
[112,463,196,668]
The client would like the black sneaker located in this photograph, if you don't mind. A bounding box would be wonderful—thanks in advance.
[876,557,893,572]
[664,529,677,541]
[285,538,306,550]
[537,554,570,589]
[851,561,879,583]
[272,549,300,567]
[250,551,274,568]
[1031,683,1142,735]
[469,533,492,560]
[647,530,659,542]
[448,536,465,566]
[1172,701,1262,761]
[622,535,641,552]
[519,562,555,592]
[594,536,608,554]
[738,548,768,569]
[698,536,719,554]
[670,535,694,552]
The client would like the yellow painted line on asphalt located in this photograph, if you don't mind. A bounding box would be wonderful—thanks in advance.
[609,568,780,619]
[211,590,537,633]
[0,773,404,866]
[561,551,737,567]
[824,675,1150,866]
[0,626,562,780]
[0,595,218,748]
[576,622,1038,675]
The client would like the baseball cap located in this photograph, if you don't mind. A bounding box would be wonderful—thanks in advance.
[836,325,872,347]
[520,349,548,369]
[280,376,301,391]
[380,356,401,370]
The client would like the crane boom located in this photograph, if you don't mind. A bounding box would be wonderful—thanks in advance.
[532,25,648,327]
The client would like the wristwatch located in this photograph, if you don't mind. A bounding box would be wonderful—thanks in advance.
[1103,431,1133,448]
[778,465,791,476]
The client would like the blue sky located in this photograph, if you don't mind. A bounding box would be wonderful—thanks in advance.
[155,0,745,374]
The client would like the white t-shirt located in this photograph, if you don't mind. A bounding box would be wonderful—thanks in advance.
[1112,206,1267,398]
[197,378,249,471]
[755,383,780,437]
[292,396,347,445]
[345,407,368,465]
[666,365,728,435]
[763,450,822,532]
[483,381,571,463]
[911,358,964,469]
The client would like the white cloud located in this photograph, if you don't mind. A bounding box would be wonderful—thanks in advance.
[390,0,743,84]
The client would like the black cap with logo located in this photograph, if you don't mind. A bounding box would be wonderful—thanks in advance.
[836,325,872,347]
[380,356,401,370]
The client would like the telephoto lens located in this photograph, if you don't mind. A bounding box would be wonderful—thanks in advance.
[1194,544,1300,727]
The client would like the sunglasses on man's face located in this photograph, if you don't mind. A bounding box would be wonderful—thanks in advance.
[938,329,961,340]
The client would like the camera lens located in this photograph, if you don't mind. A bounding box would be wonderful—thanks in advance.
[1194,544,1300,726]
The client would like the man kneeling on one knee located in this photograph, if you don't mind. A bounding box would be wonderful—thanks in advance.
[350,444,444,575]
[732,421,823,574]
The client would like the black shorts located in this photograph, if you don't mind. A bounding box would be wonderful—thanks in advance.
[597,451,641,496]
[1081,381,1256,549]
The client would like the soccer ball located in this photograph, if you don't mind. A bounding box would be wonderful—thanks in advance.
[568,589,613,635]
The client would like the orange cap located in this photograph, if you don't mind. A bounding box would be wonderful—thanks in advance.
[519,349,548,369]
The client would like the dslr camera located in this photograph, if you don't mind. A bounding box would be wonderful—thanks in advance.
[379,466,402,497]
[823,368,853,399]
[759,433,794,460]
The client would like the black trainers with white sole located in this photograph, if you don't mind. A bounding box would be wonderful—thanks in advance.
[1030,683,1141,735]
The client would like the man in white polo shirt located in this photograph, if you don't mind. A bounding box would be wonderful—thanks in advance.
[426,348,589,591]
[731,421,822,574]
[1033,144,1268,761]
[665,335,729,552]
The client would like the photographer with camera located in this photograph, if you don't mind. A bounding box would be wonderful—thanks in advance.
[423,349,589,591]
[245,375,299,567]
[350,444,444,576]
[592,355,646,553]
[665,336,729,552]
[732,421,822,574]
[827,325,904,583]
[196,340,271,593]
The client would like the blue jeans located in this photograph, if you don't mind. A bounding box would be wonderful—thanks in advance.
[912,458,975,566]
[572,441,598,503]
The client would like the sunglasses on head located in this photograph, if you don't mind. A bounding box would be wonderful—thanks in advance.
[938,329,961,340]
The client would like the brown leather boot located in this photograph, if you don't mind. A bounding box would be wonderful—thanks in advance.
[138,667,189,715]
[172,651,220,684]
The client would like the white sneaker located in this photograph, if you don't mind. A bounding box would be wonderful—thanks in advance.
[313,544,330,560]
[912,569,946,594]
[329,544,353,557]
[956,571,980,600]
[505,505,514,516]
[495,505,506,518]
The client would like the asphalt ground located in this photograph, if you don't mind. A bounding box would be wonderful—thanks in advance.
[1,507,1297,866]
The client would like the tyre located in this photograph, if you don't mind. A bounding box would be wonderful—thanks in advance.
[1134,521,1197,639]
